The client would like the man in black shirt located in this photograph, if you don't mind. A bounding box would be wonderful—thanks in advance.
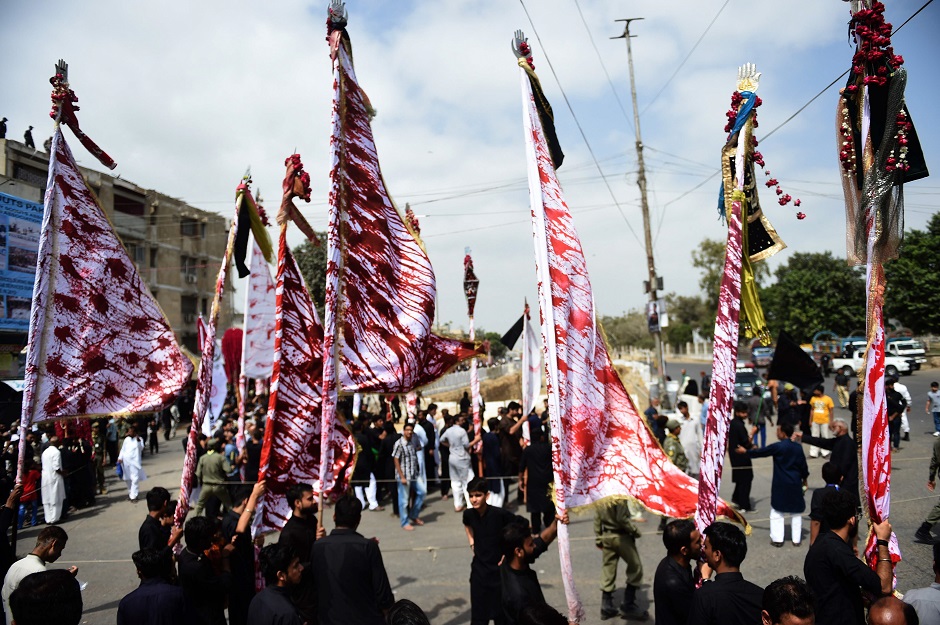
[248,544,303,625]
[116,548,185,625]
[761,576,814,625]
[177,516,233,625]
[804,488,892,625]
[463,477,522,625]
[277,483,324,625]
[138,487,183,553]
[499,514,563,624]
[886,378,908,452]
[520,428,555,534]
[729,402,755,512]
[312,495,394,624]
[809,462,843,545]
[796,417,859,508]
[688,522,763,625]
[653,520,702,625]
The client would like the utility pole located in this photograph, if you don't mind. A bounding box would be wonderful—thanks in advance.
[612,18,668,408]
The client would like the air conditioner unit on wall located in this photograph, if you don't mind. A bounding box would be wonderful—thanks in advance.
[185,274,198,284]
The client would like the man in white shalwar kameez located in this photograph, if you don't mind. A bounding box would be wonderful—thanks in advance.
[40,437,66,523]
[117,425,146,502]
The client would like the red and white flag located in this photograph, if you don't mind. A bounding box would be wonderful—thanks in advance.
[18,128,191,474]
[238,240,276,450]
[518,45,739,621]
[320,19,480,491]
[254,229,355,535]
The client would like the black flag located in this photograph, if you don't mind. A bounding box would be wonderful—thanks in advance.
[767,331,824,391]
[500,314,525,350]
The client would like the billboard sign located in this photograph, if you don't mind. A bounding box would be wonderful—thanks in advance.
[0,192,43,333]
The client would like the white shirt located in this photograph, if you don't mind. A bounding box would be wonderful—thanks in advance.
[904,582,940,625]
[2,554,46,620]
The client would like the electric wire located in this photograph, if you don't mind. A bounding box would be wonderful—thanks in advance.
[518,0,645,247]
[639,0,731,117]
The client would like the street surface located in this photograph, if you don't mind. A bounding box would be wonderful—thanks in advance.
[23,364,940,624]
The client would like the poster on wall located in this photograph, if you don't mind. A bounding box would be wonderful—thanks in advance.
[0,192,43,333]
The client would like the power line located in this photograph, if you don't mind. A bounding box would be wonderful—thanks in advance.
[640,0,731,117]
[518,0,645,247]
[650,0,935,237]
[571,0,634,131]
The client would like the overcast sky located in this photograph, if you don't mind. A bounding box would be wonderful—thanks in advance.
[3,1,937,335]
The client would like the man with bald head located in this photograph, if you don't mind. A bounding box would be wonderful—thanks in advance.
[869,596,919,625]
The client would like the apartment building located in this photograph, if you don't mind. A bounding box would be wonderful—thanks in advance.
[0,137,233,376]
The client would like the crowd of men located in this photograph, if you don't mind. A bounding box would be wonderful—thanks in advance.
[0,373,939,624]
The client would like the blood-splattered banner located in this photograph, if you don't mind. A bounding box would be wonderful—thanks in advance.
[521,302,541,417]
[242,241,276,380]
[518,47,739,622]
[18,128,191,441]
[254,228,354,535]
[325,37,480,396]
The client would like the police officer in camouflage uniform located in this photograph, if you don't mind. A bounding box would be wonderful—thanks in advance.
[594,500,647,621]
[663,419,688,474]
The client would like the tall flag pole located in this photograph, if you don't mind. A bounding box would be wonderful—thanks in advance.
[321,2,482,493]
[174,174,271,528]
[513,33,741,622]
[463,250,482,458]
[254,154,355,535]
[17,61,192,484]
[694,64,789,533]
[839,0,927,573]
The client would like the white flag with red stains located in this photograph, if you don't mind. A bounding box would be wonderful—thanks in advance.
[254,229,355,535]
[517,42,740,621]
[19,128,191,431]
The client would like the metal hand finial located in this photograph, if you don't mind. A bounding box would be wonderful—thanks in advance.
[511,30,529,59]
[328,0,348,27]
[736,63,761,92]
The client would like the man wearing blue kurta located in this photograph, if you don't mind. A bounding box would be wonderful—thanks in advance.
[735,422,809,546]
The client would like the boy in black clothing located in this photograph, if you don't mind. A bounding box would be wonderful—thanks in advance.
[463,477,522,625]
[809,462,843,546]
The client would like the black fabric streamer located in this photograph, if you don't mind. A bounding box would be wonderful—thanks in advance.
[233,201,251,278]
[767,331,824,392]
[500,314,525,350]
[526,73,565,170]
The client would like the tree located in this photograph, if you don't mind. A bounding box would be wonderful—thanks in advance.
[480,331,508,360]
[599,311,654,350]
[760,251,866,343]
[692,237,770,311]
[664,292,711,340]
[293,233,328,316]
[884,213,940,334]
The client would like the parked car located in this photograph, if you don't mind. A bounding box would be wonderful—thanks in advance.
[734,369,761,401]
[752,346,774,367]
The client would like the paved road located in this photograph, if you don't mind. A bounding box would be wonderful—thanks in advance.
[22,365,940,624]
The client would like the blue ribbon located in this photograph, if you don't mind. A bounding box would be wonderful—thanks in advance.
[716,91,757,221]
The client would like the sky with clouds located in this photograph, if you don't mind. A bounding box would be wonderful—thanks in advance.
[2,0,937,336]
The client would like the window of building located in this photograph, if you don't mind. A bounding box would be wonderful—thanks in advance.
[150,247,158,268]
[114,193,145,217]
[181,218,200,237]
[12,163,46,188]
[201,298,208,316]
[181,295,198,324]
[181,255,198,284]
[125,241,146,264]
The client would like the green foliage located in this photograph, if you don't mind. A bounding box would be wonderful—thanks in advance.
[692,237,770,311]
[599,312,654,350]
[664,292,712,340]
[761,251,866,343]
[480,331,509,360]
[292,233,328,316]
[885,214,940,334]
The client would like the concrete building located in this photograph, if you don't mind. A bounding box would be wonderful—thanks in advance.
[0,137,233,377]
